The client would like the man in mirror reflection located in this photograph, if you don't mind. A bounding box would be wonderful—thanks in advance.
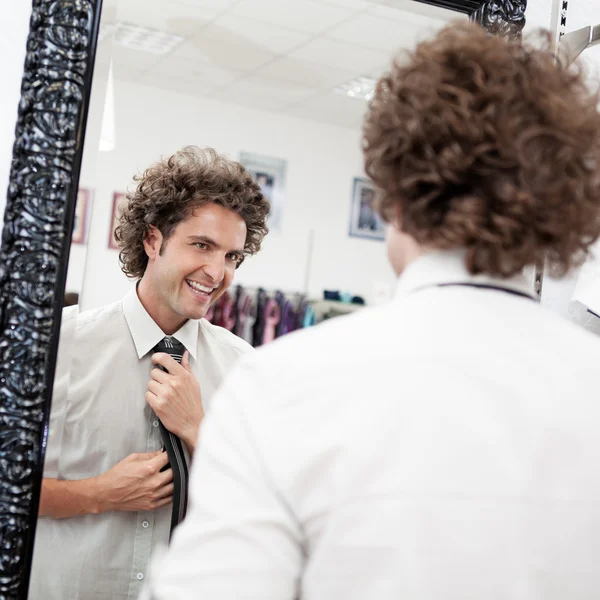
[146,24,600,599]
[29,147,270,599]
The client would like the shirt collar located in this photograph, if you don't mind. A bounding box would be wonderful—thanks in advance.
[122,287,199,360]
[394,249,537,301]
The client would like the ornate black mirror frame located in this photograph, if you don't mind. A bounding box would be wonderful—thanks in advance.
[414,0,527,38]
[0,0,103,597]
[0,0,524,597]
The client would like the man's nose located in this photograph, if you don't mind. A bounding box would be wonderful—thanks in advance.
[202,253,225,283]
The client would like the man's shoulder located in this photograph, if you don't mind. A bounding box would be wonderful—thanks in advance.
[246,303,387,369]
[199,319,254,356]
[62,298,125,335]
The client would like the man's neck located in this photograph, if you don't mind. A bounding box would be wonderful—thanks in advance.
[136,277,186,335]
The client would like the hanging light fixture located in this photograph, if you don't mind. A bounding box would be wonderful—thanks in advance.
[99,60,115,152]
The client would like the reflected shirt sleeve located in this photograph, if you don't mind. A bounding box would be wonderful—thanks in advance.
[145,357,304,600]
[43,305,79,479]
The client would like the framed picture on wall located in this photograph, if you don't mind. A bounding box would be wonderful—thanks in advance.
[108,192,127,250]
[239,151,286,233]
[72,188,93,245]
[349,177,385,241]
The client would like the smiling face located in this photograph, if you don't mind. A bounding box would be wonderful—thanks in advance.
[137,202,247,334]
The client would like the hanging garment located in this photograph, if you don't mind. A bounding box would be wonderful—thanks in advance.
[152,336,190,538]
[295,296,308,330]
[274,291,286,338]
[237,292,257,345]
[219,292,236,331]
[211,294,225,327]
[303,304,316,328]
[262,297,281,345]
[234,290,247,339]
[252,289,268,347]
[278,297,296,337]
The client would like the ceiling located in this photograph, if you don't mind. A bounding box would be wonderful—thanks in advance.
[96,0,462,129]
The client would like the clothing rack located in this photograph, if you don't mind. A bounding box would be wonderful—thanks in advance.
[205,285,364,347]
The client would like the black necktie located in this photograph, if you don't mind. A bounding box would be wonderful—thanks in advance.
[152,336,189,538]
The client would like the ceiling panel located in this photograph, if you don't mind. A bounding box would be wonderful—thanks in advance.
[150,55,245,88]
[289,36,389,73]
[327,14,426,53]
[116,0,217,37]
[314,0,371,8]
[212,77,318,112]
[99,0,468,130]
[208,13,313,55]
[109,44,165,70]
[217,75,319,105]
[136,72,219,98]
[176,0,239,11]
[170,24,277,71]
[257,57,356,89]
[231,0,358,34]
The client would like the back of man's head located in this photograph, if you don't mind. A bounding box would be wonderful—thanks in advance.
[363,23,600,278]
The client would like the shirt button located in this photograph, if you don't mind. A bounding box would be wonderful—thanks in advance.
[152,420,159,427]
[142,520,149,528]
[137,573,144,581]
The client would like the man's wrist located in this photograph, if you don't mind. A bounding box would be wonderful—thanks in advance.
[86,476,105,514]
[181,424,199,454]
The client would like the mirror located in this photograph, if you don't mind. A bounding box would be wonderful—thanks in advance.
[29,2,468,598]
[0,0,535,597]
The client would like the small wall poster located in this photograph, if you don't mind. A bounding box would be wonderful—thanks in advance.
[349,177,385,241]
[240,151,286,233]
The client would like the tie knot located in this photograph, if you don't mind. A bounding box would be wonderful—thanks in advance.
[153,336,186,363]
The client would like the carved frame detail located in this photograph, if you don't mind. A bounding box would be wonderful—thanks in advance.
[471,0,528,39]
[411,0,528,37]
[0,0,102,597]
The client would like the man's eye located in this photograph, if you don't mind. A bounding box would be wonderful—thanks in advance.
[194,243,208,250]
[226,253,238,262]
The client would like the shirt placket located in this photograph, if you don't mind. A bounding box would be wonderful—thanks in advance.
[127,410,163,599]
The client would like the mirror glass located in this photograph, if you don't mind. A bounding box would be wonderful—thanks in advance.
[29,1,474,598]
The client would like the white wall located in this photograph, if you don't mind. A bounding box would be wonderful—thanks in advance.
[0,3,32,224]
[77,78,395,310]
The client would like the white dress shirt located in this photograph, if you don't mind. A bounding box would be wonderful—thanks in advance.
[29,288,252,600]
[147,250,600,600]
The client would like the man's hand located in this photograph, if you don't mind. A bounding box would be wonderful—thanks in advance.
[146,350,204,453]
[94,451,174,513]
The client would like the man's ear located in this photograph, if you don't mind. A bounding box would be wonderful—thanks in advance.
[143,225,163,261]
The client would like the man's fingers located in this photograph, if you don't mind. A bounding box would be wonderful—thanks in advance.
[150,368,169,383]
[148,450,170,470]
[130,450,161,461]
[147,380,162,396]
[156,467,174,486]
[153,495,174,509]
[151,352,183,374]
[156,482,174,499]
[181,350,192,371]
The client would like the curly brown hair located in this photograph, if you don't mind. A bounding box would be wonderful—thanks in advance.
[363,23,600,277]
[114,146,270,279]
